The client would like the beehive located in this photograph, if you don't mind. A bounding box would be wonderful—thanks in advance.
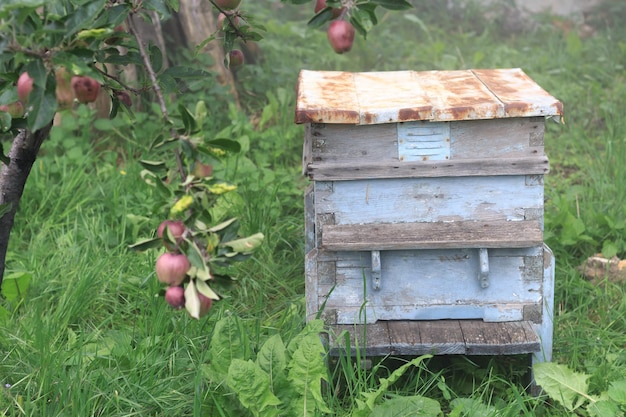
[296,68,562,363]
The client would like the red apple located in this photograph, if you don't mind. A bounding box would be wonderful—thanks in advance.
[165,286,186,309]
[229,49,245,67]
[0,102,25,118]
[198,292,213,317]
[71,76,101,104]
[115,90,132,107]
[155,252,190,286]
[218,13,240,30]
[314,0,343,18]
[17,72,34,104]
[327,20,355,54]
[157,220,186,250]
[55,67,74,110]
[214,0,241,11]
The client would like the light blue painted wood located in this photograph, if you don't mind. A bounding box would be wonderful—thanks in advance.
[318,247,543,324]
[315,175,543,225]
[397,121,450,161]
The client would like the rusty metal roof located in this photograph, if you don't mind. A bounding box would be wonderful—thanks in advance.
[295,68,563,125]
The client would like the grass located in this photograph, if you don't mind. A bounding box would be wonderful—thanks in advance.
[2,0,626,415]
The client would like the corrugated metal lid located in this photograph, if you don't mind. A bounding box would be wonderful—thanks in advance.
[295,68,563,125]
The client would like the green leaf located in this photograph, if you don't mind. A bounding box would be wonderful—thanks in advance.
[607,379,626,405]
[587,400,620,417]
[205,138,241,153]
[178,103,197,135]
[128,237,162,252]
[369,0,412,11]
[27,71,57,132]
[195,278,219,300]
[307,8,334,29]
[0,111,11,133]
[533,362,596,411]
[256,334,288,393]
[207,315,251,381]
[370,396,442,417]
[139,159,167,173]
[184,280,201,319]
[1,271,32,302]
[448,398,496,417]
[221,232,264,253]
[208,217,238,233]
[227,359,281,417]
[287,332,331,415]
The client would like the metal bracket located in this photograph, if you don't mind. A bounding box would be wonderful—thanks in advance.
[371,250,381,290]
[478,248,489,288]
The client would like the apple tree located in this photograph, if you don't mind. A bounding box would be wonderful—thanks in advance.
[0,0,411,317]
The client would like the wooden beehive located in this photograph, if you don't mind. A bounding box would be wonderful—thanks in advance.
[296,68,562,363]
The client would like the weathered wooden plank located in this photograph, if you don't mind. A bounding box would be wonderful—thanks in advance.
[308,123,398,164]
[304,184,315,253]
[315,176,543,225]
[327,320,541,357]
[450,117,545,159]
[307,156,550,181]
[330,322,391,356]
[305,249,319,321]
[322,220,543,251]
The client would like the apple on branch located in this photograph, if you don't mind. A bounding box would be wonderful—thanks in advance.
[327,20,355,54]
[71,76,101,104]
[17,72,34,104]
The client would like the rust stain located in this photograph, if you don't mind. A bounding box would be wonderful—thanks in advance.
[295,68,562,125]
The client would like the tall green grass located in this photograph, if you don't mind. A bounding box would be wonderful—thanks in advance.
[1,0,626,415]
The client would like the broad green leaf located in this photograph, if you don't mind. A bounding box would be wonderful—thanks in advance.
[178,103,197,135]
[369,0,412,11]
[195,278,219,300]
[184,280,201,319]
[608,379,626,404]
[222,232,264,253]
[587,400,620,417]
[1,271,32,302]
[128,237,162,252]
[533,362,595,411]
[207,315,251,380]
[205,138,241,153]
[208,217,238,232]
[370,396,442,417]
[63,0,107,39]
[256,334,287,393]
[27,73,58,132]
[307,8,334,29]
[448,398,496,417]
[227,359,281,417]
[139,159,167,173]
[287,332,330,415]
[351,8,375,36]
[185,239,207,272]
[0,111,11,133]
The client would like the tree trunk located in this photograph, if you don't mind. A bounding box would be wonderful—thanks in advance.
[175,0,240,107]
[0,124,53,286]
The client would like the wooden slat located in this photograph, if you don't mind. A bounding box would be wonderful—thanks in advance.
[307,156,549,181]
[327,320,540,357]
[322,220,543,251]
